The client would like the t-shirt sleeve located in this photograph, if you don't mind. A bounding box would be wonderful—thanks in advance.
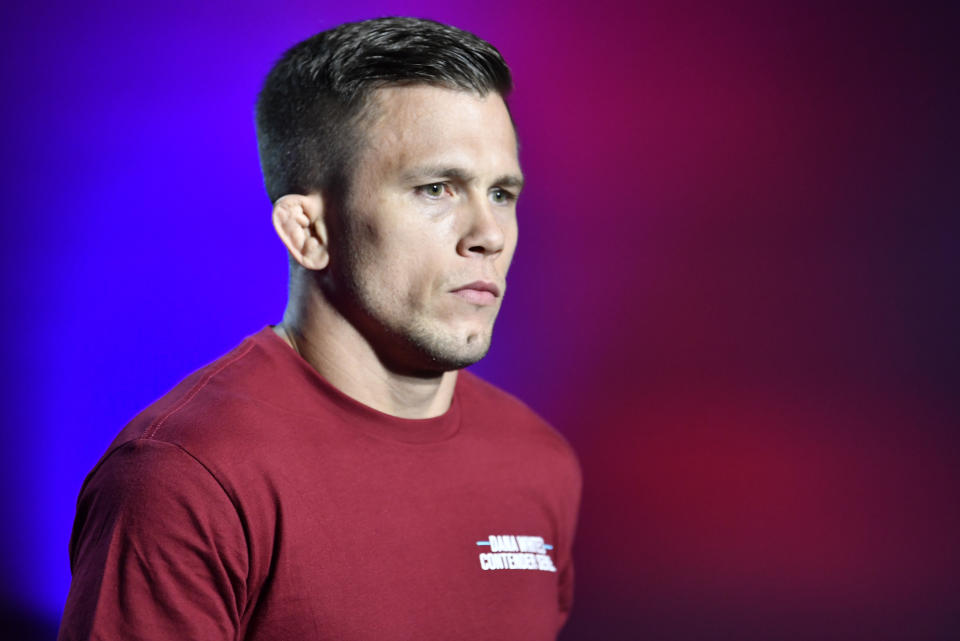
[555,446,583,631]
[58,439,249,641]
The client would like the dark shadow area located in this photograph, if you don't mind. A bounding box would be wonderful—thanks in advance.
[1,604,59,641]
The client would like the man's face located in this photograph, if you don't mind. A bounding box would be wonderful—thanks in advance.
[330,85,522,373]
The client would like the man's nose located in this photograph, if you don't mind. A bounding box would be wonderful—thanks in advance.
[456,193,506,258]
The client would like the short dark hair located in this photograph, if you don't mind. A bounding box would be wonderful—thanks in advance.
[255,17,513,203]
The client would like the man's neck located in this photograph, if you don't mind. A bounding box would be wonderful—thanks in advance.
[273,301,458,420]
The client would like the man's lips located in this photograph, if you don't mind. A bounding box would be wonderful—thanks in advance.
[451,281,501,305]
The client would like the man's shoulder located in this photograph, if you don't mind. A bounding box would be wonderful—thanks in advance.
[457,369,536,423]
[78,329,313,513]
[457,370,580,467]
[101,328,311,469]
[113,332,263,439]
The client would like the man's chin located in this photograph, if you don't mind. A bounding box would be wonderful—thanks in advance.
[410,327,493,372]
[422,339,491,371]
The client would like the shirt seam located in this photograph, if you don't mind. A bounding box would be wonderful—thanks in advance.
[142,340,255,440]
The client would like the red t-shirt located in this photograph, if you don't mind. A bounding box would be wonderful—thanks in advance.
[59,328,581,640]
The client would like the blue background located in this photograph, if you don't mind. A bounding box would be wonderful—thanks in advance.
[2,1,958,639]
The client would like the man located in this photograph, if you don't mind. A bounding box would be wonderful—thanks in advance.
[59,17,581,641]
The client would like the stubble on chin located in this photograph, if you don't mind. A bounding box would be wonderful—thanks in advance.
[332,240,499,372]
[340,278,498,372]
[401,315,495,372]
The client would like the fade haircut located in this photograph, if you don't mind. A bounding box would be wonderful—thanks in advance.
[255,17,513,204]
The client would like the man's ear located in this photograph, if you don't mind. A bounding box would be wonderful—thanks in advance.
[272,193,329,270]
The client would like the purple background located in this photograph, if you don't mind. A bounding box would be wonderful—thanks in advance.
[2,2,958,639]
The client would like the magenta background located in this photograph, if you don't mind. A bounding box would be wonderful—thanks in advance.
[2,1,958,639]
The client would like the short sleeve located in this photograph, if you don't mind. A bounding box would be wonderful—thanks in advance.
[555,449,583,631]
[58,439,249,641]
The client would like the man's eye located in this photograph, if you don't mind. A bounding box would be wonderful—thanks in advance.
[490,188,515,204]
[418,183,447,198]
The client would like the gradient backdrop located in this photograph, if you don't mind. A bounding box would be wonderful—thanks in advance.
[2,1,958,639]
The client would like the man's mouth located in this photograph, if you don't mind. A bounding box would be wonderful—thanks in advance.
[451,281,501,306]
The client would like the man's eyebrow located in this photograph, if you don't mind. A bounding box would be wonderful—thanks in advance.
[402,166,525,190]
[493,174,525,190]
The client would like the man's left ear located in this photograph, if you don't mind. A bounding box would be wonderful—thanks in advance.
[272,193,329,270]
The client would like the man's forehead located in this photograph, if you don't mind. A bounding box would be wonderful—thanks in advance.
[359,84,520,174]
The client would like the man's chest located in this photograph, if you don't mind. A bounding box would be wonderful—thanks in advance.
[236,442,565,640]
